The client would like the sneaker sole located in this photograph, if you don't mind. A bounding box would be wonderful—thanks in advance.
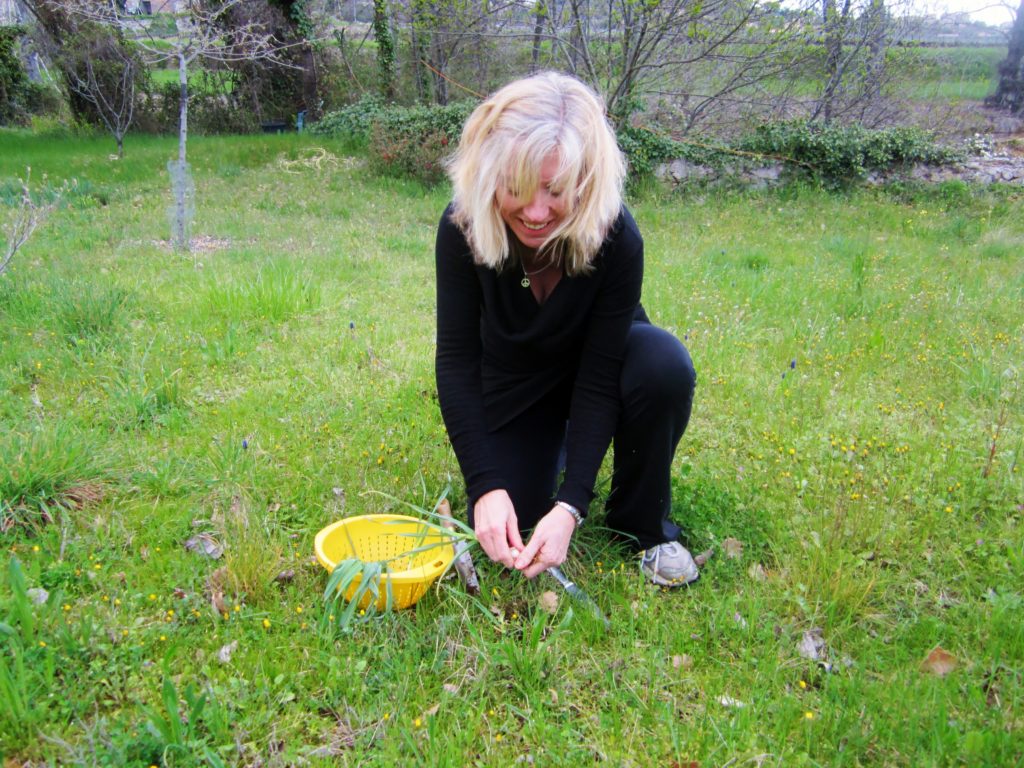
[642,568,700,588]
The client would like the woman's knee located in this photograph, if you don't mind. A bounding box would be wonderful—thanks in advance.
[621,323,696,405]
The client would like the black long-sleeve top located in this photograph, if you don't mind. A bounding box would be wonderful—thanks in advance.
[434,204,644,516]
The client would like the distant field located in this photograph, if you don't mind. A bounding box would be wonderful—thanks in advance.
[0,132,1021,766]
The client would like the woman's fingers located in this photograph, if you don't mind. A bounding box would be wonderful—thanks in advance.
[514,507,575,578]
[474,489,519,568]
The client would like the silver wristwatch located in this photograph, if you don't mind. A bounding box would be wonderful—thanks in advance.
[555,500,584,527]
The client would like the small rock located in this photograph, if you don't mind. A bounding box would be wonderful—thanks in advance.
[538,590,559,614]
[718,695,747,708]
[184,534,223,559]
[798,628,826,661]
[671,654,693,670]
[217,641,238,664]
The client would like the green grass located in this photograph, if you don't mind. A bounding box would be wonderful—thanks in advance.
[0,130,1022,766]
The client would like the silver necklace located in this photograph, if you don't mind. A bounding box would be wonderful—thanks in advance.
[520,262,548,288]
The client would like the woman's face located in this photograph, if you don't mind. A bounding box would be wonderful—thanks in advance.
[496,152,569,251]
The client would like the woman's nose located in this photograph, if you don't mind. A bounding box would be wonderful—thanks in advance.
[523,195,550,221]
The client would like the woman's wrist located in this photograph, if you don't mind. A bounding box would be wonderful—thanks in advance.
[555,500,584,527]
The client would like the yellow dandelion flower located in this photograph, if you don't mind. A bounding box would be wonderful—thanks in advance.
[798,680,807,689]
[38,640,47,648]
[414,717,422,727]
[148,593,157,601]
[63,604,71,612]
[295,605,303,614]
[32,545,40,553]
[159,635,166,641]
[262,619,271,629]
[495,733,503,742]
[804,711,815,720]
[114,598,121,606]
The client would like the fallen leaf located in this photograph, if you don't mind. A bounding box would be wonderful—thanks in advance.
[747,563,768,581]
[184,533,223,559]
[422,703,440,718]
[173,588,187,599]
[206,567,229,616]
[921,646,957,677]
[539,590,559,614]
[549,688,559,705]
[671,654,693,670]
[798,628,826,661]
[718,695,747,708]
[722,537,744,559]
[442,683,460,694]
[217,641,238,664]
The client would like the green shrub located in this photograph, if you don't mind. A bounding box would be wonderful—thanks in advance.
[367,101,476,186]
[308,93,387,145]
[737,121,963,186]
[0,25,32,125]
[141,79,257,136]
[617,125,727,182]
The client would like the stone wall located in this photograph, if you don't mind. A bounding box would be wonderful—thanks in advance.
[658,152,1024,188]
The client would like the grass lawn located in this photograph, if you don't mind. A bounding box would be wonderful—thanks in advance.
[0,130,1022,766]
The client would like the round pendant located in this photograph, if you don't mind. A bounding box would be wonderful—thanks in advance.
[520,277,531,288]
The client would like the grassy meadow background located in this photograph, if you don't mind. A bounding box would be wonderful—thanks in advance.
[0,130,1022,766]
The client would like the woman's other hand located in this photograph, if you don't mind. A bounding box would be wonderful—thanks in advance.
[474,489,525,568]
[513,506,576,578]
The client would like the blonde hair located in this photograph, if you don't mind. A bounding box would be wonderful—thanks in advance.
[446,72,626,276]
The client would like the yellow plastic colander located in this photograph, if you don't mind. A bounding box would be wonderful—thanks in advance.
[314,514,456,610]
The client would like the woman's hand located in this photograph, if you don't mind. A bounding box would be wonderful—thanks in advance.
[513,506,576,579]
[474,489,526,568]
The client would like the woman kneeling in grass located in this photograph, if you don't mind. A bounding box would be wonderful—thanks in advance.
[435,72,699,586]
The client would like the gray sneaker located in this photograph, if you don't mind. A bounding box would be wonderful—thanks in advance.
[640,541,699,586]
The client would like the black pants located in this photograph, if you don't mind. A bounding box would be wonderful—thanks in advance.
[468,321,696,551]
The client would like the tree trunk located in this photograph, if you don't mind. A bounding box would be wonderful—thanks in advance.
[173,51,189,251]
[986,0,1024,113]
[372,0,396,99]
[178,52,187,167]
[818,0,848,123]
[531,0,547,72]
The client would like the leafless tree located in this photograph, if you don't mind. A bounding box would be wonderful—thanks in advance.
[59,0,298,251]
[61,25,141,157]
[538,0,817,130]
[1,169,68,279]
[810,0,915,125]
